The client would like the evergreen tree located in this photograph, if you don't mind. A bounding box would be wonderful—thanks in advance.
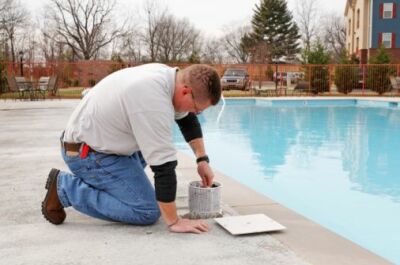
[334,48,359,94]
[303,40,330,94]
[369,45,390,64]
[250,0,300,62]
[367,45,394,94]
[306,41,331,64]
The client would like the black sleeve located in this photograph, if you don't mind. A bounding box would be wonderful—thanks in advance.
[175,112,203,142]
[150,160,178,203]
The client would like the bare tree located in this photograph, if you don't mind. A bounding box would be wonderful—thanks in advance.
[118,24,143,63]
[322,13,346,62]
[140,1,201,63]
[201,38,225,64]
[141,0,168,62]
[46,0,124,60]
[0,0,29,62]
[36,12,69,62]
[39,31,61,62]
[221,25,251,63]
[19,23,39,62]
[156,15,200,62]
[295,0,320,58]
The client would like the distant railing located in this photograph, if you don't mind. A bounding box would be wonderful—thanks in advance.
[0,61,400,97]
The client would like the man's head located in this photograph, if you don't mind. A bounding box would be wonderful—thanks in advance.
[173,64,221,113]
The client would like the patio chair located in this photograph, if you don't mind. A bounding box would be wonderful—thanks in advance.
[254,81,277,96]
[15,76,33,90]
[16,76,37,100]
[37,76,51,99]
[286,77,297,96]
[389,76,400,94]
[48,75,59,98]
[7,76,28,100]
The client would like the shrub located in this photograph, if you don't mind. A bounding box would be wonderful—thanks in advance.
[0,60,7,93]
[63,78,72,87]
[109,53,124,74]
[366,45,394,94]
[334,50,359,94]
[335,66,358,94]
[303,41,331,94]
[309,66,329,94]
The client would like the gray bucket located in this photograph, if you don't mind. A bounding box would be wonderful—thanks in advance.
[188,181,222,219]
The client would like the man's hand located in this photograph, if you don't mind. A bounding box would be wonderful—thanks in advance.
[197,161,214,187]
[169,218,209,234]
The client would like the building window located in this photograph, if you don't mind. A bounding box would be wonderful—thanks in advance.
[382,33,392,48]
[348,43,351,52]
[357,9,360,28]
[383,3,394,19]
[348,19,351,36]
[356,37,359,52]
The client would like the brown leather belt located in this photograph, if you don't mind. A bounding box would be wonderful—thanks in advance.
[62,142,95,154]
[63,142,83,152]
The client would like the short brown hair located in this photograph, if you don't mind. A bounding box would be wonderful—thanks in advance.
[182,64,221,105]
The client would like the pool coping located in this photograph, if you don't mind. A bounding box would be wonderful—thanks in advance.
[176,152,392,265]
[225,96,400,102]
[222,96,400,104]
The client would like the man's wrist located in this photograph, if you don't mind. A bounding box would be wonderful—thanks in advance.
[196,155,209,164]
[168,217,180,227]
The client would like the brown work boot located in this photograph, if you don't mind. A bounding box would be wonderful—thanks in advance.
[41,168,66,225]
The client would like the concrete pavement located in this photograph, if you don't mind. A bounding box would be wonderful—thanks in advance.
[0,100,309,265]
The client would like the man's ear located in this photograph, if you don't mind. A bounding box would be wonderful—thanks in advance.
[182,85,192,95]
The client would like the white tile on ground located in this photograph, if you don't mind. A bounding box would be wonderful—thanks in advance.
[215,214,286,235]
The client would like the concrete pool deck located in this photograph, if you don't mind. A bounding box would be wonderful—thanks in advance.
[0,99,393,265]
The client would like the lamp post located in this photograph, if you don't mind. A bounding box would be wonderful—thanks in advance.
[0,32,5,59]
[268,34,280,93]
[19,51,23,76]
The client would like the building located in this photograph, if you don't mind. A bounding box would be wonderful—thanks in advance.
[345,0,400,63]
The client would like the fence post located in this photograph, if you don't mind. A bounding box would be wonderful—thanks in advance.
[362,64,365,95]
[329,65,332,95]
[258,63,261,91]
[308,65,311,96]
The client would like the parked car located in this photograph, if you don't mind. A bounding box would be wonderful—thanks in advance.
[220,68,250,90]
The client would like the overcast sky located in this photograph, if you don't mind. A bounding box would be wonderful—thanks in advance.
[22,0,347,37]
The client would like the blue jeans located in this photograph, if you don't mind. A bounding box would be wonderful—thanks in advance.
[57,146,161,225]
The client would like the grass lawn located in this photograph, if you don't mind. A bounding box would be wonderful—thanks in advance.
[222,90,255,97]
[0,87,85,100]
[58,87,85,98]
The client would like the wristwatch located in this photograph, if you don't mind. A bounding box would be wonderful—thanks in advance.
[196,155,210,164]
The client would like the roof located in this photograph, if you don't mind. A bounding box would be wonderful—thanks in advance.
[345,0,356,16]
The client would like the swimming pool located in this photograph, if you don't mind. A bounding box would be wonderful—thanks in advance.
[173,99,400,264]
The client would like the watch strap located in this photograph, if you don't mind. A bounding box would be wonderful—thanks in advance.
[196,155,209,164]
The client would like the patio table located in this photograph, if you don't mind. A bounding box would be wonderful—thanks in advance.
[17,80,39,101]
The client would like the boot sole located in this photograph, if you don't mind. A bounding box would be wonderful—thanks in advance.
[41,168,65,225]
[45,168,60,190]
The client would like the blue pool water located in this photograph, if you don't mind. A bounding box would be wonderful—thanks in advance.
[173,99,400,263]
